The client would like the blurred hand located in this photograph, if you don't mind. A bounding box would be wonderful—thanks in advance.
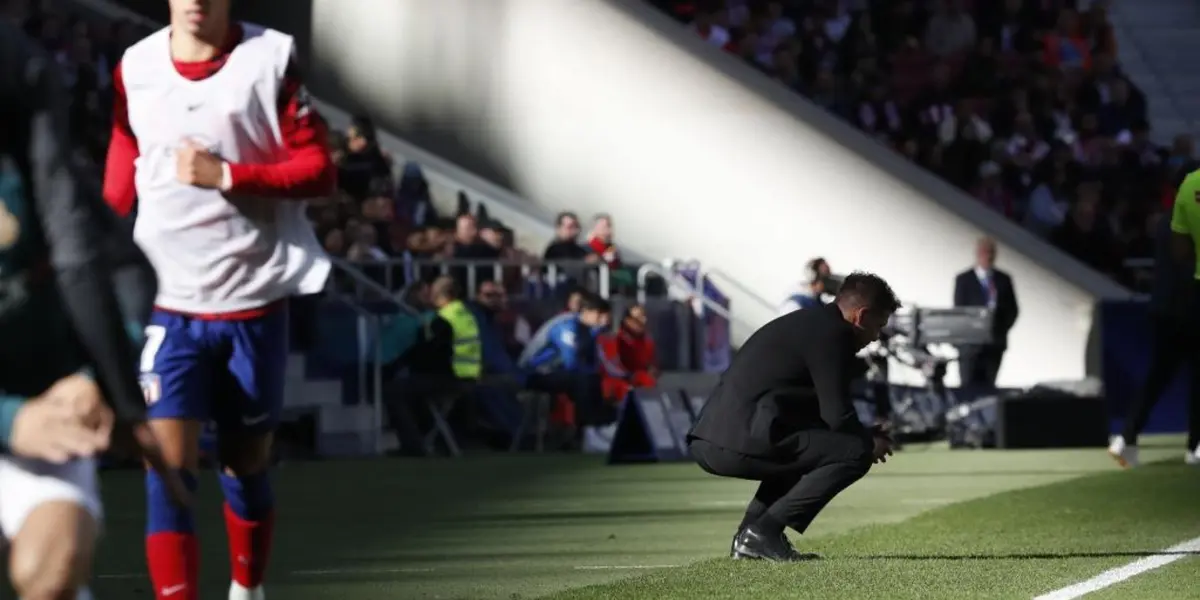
[45,373,115,439]
[872,434,894,465]
[10,374,111,463]
[176,139,225,188]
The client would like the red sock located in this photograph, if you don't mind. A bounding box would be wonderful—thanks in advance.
[146,532,199,600]
[224,502,275,588]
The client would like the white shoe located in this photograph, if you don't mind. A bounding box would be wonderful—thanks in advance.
[229,582,265,600]
[1108,436,1139,468]
[1186,444,1200,466]
[581,424,617,454]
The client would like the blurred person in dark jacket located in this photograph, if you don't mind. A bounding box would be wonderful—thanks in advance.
[543,211,590,261]
[337,115,391,200]
[520,293,613,447]
[0,12,183,597]
[381,280,455,456]
[953,237,1020,389]
[1051,182,1119,274]
[475,279,530,359]
[395,161,437,228]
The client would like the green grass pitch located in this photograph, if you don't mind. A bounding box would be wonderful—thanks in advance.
[73,435,1199,599]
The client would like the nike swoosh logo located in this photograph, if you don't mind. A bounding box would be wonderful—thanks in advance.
[161,584,188,596]
[186,104,202,111]
[242,414,269,426]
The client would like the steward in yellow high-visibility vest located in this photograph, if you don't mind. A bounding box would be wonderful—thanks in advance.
[431,276,482,381]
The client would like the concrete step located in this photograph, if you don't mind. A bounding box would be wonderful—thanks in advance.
[284,379,343,409]
[319,403,378,435]
[317,432,375,457]
[286,353,307,379]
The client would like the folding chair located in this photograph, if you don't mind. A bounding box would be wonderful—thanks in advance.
[422,389,464,457]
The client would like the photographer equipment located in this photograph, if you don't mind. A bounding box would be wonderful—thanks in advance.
[907,307,993,347]
[946,380,1108,449]
[874,307,995,442]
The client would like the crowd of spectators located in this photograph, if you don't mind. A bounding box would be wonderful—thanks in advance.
[657,0,1195,288]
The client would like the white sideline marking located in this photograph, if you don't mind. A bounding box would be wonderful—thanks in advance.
[1032,536,1200,600]
[573,565,679,571]
[292,568,435,575]
[688,500,749,508]
[901,498,956,506]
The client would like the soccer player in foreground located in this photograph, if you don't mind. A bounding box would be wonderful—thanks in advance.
[103,0,336,598]
[1,12,185,599]
[688,273,899,561]
[1113,167,1200,467]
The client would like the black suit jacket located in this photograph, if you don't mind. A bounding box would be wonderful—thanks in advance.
[953,268,1019,349]
[688,304,870,458]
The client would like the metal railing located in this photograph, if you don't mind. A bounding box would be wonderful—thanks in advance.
[327,260,418,455]
[321,292,386,455]
[336,257,613,300]
[330,258,420,313]
[634,262,754,331]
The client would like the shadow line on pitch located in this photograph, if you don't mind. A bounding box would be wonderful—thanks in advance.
[845,550,1200,561]
[867,470,1098,478]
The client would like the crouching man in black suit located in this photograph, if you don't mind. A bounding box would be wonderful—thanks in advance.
[687,273,900,561]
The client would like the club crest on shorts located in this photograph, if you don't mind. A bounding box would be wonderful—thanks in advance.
[139,373,162,405]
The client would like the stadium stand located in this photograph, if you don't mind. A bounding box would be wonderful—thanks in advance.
[651,0,1193,292]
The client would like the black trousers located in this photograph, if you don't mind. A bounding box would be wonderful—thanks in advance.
[689,431,872,534]
[1122,311,1200,449]
[527,371,614,426]
[957,344,1004,389]
[383,374,471,456]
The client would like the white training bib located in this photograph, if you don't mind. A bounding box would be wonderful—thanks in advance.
[121,23,329,314]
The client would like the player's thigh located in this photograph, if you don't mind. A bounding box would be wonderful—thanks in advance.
[0,457,100,593]
[214,309,289,472]
[142,311,213,469]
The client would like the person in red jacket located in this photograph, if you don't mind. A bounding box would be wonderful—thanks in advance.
[599,304,658,403]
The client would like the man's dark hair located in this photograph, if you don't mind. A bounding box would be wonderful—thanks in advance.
[834,272,901,316]
[563,287,584,310]
[578,292,611,314]
[555,211,579,227]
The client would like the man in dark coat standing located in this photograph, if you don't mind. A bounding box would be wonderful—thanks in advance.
[688,272,901,561]
[953,237,1020,388]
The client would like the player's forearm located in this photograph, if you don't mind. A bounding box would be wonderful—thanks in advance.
[0,394,26,451]
[226,145,336,198]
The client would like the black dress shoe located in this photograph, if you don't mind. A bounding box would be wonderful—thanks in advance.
[731,524,802,562]
[729,527,745,558]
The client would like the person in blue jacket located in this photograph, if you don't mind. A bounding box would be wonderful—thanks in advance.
[519,293,613,433]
